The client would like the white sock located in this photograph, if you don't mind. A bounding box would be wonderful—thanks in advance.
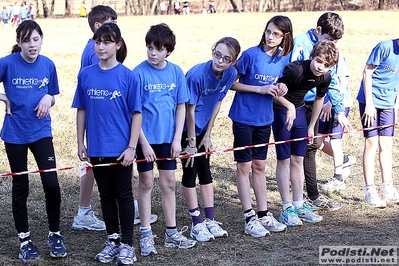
[49,231,60,236]
[78,205,92,217]
[293,200,303,210]
[365,184,377,193]
[282,201,293,211]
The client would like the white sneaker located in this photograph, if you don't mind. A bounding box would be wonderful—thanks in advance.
[365,190,387,208]
[190,222,215,242]
[343,154,356,168]
[382,186,399,203]
[204,218,228,238]
[342,155,356,181]
[244,216,270,237]
[133,200,158,225]
[258,212,287,232]
[321,178,346,191]
[72,210,106,231]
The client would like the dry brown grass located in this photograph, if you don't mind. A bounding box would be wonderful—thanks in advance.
[0,11,399,266]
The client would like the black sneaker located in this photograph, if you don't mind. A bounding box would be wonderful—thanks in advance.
[19,241,40,262]
[48,233,67,258]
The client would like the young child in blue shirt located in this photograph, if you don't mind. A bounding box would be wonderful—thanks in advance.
[181,37,240,242]
[133,23,197,257]
[228,15,293,238]
[357,38,399,208]
[0,20,67,262]
[72,23,142,265]
[273,40,338,227]
[72,5,117,232]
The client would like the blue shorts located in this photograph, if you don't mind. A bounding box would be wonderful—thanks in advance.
[136,143,176,172]
[272,106,307,160]
[359,102,395,138]
[232,121,271,162]
[318,107,350,139]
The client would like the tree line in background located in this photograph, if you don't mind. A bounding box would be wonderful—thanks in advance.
[19,0,399,17]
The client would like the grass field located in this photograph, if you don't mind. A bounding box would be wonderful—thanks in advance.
[0,11,399,266]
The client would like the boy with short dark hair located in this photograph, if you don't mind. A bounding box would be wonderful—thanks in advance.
[133,23,197,257]
[274,40,339,226]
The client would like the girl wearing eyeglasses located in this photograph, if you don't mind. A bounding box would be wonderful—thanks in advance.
[228,15,294,238]
[180,37,240,242]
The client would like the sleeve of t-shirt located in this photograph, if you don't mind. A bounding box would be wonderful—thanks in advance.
[48,61,60,96]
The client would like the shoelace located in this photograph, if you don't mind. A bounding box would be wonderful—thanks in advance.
[119,244,133,258]
[142,234,157,248]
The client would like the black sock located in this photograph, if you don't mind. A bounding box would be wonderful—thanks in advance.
[257,210,268,219]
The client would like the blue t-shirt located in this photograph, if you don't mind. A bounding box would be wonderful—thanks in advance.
[228,45,290,126]
[291,29,344,113]
[357,39,399,109]
[0,53,59,144]
[72,63,142,157]
[1,10,8,20]
[80,39,99,71]
[185,60,237,135]
[133,60,189,144]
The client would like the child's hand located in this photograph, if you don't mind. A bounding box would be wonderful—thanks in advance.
[0,93,11,115]
[117,148,135,166]
[77,143,89,162]
[320,101,332,122]
[141,143,156,162]
[34,94,54,119]
[361,103,376,128]
[182,145,197,168]
[276,83,288,97]
[285,104,296,131]
[170,140,181,159]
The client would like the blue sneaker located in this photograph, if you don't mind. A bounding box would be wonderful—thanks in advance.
[296,204,323,223]
[279,207,303,227]
[48,233,67,258]
[19,241,39,262]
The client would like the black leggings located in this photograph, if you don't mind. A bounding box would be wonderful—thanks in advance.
[304,103,320,200]
[5,137,61,233]
[91,157,134,245]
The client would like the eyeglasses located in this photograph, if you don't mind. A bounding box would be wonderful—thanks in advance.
[213,50,232,64]
[265,29,284,39]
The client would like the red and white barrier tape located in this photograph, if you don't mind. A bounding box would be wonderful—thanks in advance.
[0,123,396,177]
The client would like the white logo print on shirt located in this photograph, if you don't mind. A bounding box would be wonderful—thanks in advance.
[110,90,122,100]
[39,77,49,88]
